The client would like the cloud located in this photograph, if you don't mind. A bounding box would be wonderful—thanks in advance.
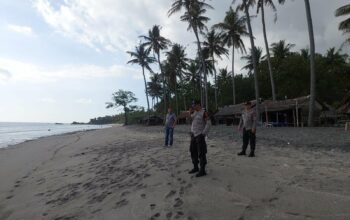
[76,98,93,105]
[0,58,142,83]
[33,0,170,52]
[39,97,56,103]
[7,24,34,36]
[0,68,12,81]
[32,0,350,74]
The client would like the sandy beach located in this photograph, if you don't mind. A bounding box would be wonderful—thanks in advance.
[0,125,349,220]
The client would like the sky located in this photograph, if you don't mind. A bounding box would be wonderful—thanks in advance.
[0,0,349,123]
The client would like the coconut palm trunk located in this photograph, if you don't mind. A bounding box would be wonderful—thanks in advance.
[261,4,276,101]
[243,0,260,116]
[193,27,208,109]
[175,88,179,115]
[142,66,151,119]
[211,54,218,110]
[157,52,167,115]
[231,44,236,105]
[304,0,316,127]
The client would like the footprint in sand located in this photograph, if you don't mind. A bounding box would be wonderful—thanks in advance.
[179,187,185,196]
[185,183,193,189]
[269,197,279,203]
[35,192,45,197]
[91,209,102,214]
[121,191,130,197]
[166,212,173,219]
[53,215,77,220]
[174,198,184,208]
[115,199,128,209]
[150,204,156,210]
[165,190,176,199]
[150,213,160,220]
[174,211,184,219]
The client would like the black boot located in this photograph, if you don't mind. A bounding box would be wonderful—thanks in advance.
[237,151,246,156]
[248,151,255,157]
[196,166,206,177]
[188,166,199,174]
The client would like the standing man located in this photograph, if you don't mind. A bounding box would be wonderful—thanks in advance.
[164,107,177,147]
[188,100,211,177]
[237,101,257,157]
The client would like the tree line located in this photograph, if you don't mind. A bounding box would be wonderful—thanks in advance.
[124,0,350,127]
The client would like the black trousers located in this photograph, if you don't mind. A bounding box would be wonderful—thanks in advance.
[190,134,207,168]
[242,128,256,152]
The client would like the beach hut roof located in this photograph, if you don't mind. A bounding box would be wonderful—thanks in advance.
[215,96,324,117]
[262,96,323,112]
[337,91,350,114]
[177,111,190,119]
[215,100,257,117]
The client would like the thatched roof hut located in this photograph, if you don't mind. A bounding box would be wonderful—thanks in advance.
[215,96,325,126]
[140,115,163,126]
[177,111,191,124]
[338,91,350,115]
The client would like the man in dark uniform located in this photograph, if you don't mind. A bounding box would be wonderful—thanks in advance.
[188,100,211,177]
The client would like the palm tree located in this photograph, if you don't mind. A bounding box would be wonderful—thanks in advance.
[203,29,229,109]
[184,60,201,98]
[213,7,248,105]
[168,0,213,109]
[257,0,285,101]
[140,25,171,114]
[271,40,295,60]
[147,73,163,109]
[217,67,231,106]
[335,4,350,45]
[304,0,316,127]
[300,48,310,60]
[325,47,348,65]
[324,47,348,74]
[241,47,263,74]
[237,0,260,116]
[166,44,189,114]
[127,44,156,119]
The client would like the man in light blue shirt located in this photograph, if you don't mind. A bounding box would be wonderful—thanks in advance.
[164,107,177,147]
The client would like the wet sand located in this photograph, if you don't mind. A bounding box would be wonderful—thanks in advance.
[0,125,349,220]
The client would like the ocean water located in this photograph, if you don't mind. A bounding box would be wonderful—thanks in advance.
[0,122,111,148]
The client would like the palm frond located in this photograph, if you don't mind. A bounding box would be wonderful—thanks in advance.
[335,4,350,17]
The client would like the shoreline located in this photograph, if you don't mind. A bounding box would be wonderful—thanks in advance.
[0,124,117,150]
[0,125,349,220]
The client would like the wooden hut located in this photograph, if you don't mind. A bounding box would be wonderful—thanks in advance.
[215,101,256,125]
[177,111,190,125]
[338,91,350,116]
[260,96,324,127]
[140,115,163,126]
[336,92,350,128]
[215,96,326,127]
